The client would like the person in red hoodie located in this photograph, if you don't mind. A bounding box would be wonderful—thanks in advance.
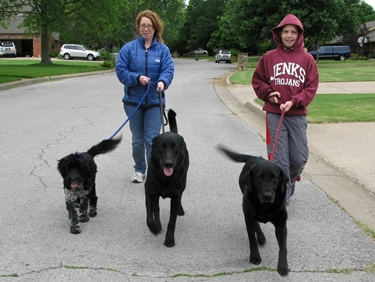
[252,14,319,206]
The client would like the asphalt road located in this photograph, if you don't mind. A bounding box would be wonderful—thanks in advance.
[1,59,375,281]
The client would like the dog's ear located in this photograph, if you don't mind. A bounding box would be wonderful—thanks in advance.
[240,169,253,194]
[57,157,68,176]
[179,135,186,150]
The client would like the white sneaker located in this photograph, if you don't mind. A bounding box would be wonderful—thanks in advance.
[132,172,145,183]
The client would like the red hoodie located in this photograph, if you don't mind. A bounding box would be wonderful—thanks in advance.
[252,14,319,116]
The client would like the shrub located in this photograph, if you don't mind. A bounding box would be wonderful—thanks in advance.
[100,51,113,61]
[350,53,369,60]
[101,58,116,68]
[258,41,273,55]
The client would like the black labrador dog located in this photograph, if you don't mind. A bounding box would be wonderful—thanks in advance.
[57,137,121,234]
[145,109,189,247]
[218,145,289,276]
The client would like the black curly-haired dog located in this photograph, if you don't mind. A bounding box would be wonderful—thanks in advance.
[57,137,121,234]
[145,109,189,247]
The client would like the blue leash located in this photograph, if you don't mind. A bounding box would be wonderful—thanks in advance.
[108,83,150,140]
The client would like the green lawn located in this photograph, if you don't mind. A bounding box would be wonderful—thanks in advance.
[233,58,375,123]
[230,59,375,83]
[256,94,375,123]
[0,59,107,83]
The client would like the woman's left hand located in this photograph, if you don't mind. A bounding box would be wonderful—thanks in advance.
[157,81,165,91]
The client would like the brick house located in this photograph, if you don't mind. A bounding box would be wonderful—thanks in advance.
[0,15,60,57]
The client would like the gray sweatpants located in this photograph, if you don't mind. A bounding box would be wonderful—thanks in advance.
[266,113,309,205]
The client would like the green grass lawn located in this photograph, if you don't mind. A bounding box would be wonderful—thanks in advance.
[231,58,375,123]
[230,59,375,83]
[256,94,375,123]
[0,59,107,83]
[308,94,375,123]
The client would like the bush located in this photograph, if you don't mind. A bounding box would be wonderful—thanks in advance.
[101,58,116,68]
[100,51,113,61]
[258,41,273,55]
[350,53,369,60]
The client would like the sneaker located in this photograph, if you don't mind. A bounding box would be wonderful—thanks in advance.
[132,172,145,183]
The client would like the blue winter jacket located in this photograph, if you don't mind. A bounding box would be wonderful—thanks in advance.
[116,35,174,108]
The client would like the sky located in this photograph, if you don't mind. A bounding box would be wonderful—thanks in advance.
[365,0,375,8]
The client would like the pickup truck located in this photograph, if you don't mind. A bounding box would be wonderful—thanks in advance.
[308,46,351,61]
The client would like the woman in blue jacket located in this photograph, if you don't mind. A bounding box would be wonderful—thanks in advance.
[116,10,174,183]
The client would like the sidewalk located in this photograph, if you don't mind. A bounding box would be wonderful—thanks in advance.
[222,79,375,232]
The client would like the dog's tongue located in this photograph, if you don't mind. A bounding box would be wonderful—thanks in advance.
[164,167,173,177]
[71,181,78,189]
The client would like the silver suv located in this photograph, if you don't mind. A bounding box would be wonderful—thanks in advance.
[0,41,17,57]
[59,44,100,61]
[215,49,231,63]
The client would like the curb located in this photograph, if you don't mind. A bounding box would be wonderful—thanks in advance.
[225,73,266,119]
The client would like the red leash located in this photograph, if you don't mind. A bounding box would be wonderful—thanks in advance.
[268,108,285,161]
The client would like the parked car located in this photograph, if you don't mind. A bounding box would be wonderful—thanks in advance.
[59,44,100,61]
[190,48,208,55]
[215,49,231,63]
[308,45,351,61]
[0,41,17,57]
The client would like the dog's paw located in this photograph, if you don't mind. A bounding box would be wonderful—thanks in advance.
[249,255,262,265]
[277,261,289,276]
[70,225,81,234]
[178,206,185,216]
[257,236,266,246]
[164,237,175,247]
[89,207,97,217]
[79,214,90,222]
[147,222,162,234]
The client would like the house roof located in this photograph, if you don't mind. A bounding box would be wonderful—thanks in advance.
[366,21,375,30]
[0,15,26,34]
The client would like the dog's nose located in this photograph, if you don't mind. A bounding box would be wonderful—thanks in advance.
[262,192,274,203]
[164,160,173,168]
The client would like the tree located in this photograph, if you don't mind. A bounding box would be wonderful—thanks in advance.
[209,0,375,55]
[58,0,126,52]
[179,0,227,54]
[0,0,123,64]
[113,0,186,48]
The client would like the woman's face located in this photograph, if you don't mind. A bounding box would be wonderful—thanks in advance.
[139,17,154,41]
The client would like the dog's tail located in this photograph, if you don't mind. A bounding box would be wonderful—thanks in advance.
[217,144,251,163]
[168,109,178,134]
[86,136,122,158]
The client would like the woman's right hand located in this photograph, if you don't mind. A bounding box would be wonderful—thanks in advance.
[139,75,150,85]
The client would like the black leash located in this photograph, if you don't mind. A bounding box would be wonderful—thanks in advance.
[158,89,168,133]
[109,83,150,140]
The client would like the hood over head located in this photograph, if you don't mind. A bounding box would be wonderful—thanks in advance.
[272,14,304,51]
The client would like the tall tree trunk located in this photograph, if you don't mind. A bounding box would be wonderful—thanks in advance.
[41,24,52,64]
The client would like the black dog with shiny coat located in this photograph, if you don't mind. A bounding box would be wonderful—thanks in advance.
[145,109,189,247]
[57,137,121,234]
[218,145,289,276]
